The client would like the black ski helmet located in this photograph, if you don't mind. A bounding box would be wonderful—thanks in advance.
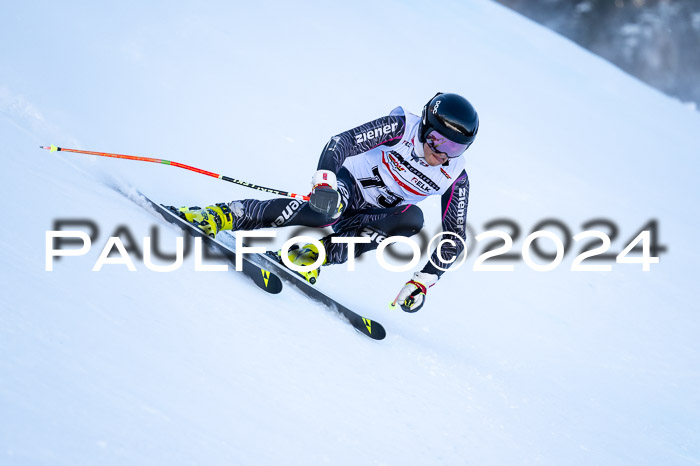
[418,92,479,148]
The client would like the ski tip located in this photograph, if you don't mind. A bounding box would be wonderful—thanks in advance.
[359,317,386,340]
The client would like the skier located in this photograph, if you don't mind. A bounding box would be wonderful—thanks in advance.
[173,92,478,312]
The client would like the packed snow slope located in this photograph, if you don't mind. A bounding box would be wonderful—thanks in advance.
[2,1,699,465]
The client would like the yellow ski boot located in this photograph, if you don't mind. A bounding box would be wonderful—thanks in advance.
[279,243,325,285]
[173,203,233,237]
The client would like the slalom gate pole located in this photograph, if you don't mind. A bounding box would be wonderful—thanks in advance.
[40,144,310,201]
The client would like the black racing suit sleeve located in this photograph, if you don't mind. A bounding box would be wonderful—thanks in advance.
[421,170,470,278]
[316,114,406,173]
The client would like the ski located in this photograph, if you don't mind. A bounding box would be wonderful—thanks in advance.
[222,240,387,341]
[140,194,284,294]
[127,191,386,340]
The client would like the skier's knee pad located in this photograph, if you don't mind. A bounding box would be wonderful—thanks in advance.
[370,204,424,237]
[398,205,424,236]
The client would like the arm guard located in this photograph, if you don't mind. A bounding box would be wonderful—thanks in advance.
[421,170,470,277]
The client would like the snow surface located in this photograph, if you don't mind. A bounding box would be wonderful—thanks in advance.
[2,1,700,465]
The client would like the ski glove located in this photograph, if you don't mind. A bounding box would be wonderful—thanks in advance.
[392,272,439,313]
[309,169,342,219]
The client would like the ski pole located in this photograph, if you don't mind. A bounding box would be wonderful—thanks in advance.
[40,144,310,201]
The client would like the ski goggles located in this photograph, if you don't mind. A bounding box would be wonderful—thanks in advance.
[425,130,470,158]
